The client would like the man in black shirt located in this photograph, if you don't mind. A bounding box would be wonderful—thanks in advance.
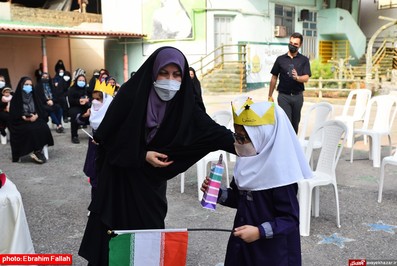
[268,32,311,133]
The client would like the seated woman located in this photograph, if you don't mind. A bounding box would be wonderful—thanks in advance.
[9,77,54,163]
[36,72,64,133]
[67,73,90,144]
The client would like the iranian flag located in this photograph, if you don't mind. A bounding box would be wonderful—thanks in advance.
[109,229,188,266]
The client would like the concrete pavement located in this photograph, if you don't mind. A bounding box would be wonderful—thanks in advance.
[0,88,396,265]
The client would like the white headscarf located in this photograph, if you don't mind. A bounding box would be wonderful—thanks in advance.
[89,92,113,130]
[234,101,312,191]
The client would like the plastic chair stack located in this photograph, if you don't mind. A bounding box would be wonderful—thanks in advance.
[335,89,372,148]
[298,120,347,236]
[298,102,333,168]
[350,95,397,167]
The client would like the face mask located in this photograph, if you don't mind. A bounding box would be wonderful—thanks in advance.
[2,95,12,102]
[288,44,299,54]
[42,78,49,83]
[91,99,103,111]
[0,81,5,89]
[23,85,33,94]
[153,79,181,101]
[59,72,64,77]
[63,76,70,82]
[77,81,86,88]
[234,142,257,157]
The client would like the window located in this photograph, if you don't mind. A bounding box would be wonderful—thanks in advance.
[302,11,317,37]
[336,0,352,13]
[274,4,295,36]
[378,0,397,9]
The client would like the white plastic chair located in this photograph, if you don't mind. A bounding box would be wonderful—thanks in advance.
[335,89,372,148]
[350,95,397,167]
[378,148,397,203]
[298,120,347,236]
[1,128,9,145]
[43,144,49,160]
[298,102,333,168]
[195,110,232,200]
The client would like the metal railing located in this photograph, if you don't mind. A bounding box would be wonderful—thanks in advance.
[190,44,247,78]
[305,78,372,99]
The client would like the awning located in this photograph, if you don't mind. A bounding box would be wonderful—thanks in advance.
[0,24,146,38]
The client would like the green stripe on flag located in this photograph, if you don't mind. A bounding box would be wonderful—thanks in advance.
[109,234,132,266]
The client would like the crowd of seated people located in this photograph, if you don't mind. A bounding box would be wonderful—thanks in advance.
[1,62,120,162]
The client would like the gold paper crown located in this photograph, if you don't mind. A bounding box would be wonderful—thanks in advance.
[232,98,275,126]
[94,79,115,96]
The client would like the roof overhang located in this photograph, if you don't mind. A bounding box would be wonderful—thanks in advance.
[0,24,146,39]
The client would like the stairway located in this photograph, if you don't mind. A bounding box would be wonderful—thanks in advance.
[200,62,246,93]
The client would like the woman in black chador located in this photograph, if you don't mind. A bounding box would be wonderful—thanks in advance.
[79,47,235,265]
[8,77,54,163]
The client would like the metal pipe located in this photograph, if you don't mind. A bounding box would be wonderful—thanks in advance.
[41,37,48,73]
[123,42,128,82]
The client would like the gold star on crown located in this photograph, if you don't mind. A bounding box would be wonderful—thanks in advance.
[232,98,275,126]
[94,79,115,96]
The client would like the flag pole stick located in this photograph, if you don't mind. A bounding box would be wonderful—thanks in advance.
[109,228,233,235]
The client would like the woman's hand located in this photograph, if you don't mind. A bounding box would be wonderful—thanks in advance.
[30,113,38,122]
[233,225,260,243]
[146,151,174,168]
[79,97,89,105]
[47,99,53,106]
[200,176,210,192]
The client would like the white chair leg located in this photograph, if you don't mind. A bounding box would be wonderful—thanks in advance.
[43,145,49,160]
[333,184,341,228]
[378,161,386,203]
[196,159,205,201]
[371,137,381,168]
[345,122,353,148]
[223,157,230,188]
[0,134,6,145]
[180,172,185,193]
[312,186,320,217]
[298,181,312,237]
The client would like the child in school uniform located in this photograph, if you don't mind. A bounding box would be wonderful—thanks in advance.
[202,98,312,266]
[83,80,114,201]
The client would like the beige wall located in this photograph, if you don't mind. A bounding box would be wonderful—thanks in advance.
[0,36,104,89]
[0,36,70,88]
[69,38,104,81]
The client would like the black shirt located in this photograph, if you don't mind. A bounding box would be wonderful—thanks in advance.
[270,52,311,94]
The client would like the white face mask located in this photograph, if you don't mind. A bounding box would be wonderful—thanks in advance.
[234,142,257,157]
[0,81,5,89]
[153,79,181,101]
[91,99,103,111]
[63,76,70,82]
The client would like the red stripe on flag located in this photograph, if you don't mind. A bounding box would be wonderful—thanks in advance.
[163,231,188,266]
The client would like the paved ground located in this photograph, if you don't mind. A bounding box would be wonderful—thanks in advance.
[0,88,396,266]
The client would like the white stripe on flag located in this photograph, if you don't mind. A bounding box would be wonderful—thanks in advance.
[133,232,161,266]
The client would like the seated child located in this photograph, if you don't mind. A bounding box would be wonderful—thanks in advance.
[1,87,12,113]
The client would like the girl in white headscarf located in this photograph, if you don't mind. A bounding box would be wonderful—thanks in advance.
[202,99,312,266]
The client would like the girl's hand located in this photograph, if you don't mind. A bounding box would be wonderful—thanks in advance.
[146,151,174,168]
[200,176,210,192]
[233,225,260,243]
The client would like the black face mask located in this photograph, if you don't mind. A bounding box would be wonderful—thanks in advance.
[288,44,299,54]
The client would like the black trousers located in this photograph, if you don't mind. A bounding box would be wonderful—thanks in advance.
[277,92,304,134]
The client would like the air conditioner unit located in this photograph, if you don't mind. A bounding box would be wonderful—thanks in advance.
[274,26,287,37]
